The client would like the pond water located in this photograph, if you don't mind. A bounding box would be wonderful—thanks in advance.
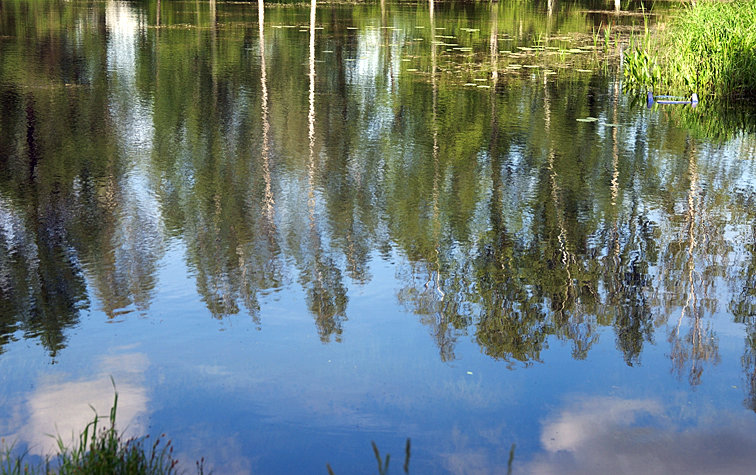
[1,0,756,473]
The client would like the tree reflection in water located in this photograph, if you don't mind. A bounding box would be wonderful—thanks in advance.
[0,0,754,390]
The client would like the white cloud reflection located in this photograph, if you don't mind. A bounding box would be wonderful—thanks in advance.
[526,396,756,475]
[2,352,149,455]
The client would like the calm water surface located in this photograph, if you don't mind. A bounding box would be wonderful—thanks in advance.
[1,1,756,473]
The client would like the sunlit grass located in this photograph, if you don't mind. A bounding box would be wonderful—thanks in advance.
[624,0,756,100]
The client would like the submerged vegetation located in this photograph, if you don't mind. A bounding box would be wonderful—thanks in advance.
[624,0,756,100]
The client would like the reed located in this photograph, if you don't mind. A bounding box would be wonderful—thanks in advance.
[0,387,205,475]
[624,0,756,100]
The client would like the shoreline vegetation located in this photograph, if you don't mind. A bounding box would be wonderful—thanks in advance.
[0,388,414,475]
[0,388,206,475]
[623,0,756,101]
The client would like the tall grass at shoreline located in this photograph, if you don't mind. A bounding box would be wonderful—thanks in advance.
[0,389,205,475]
[624,0,756,100]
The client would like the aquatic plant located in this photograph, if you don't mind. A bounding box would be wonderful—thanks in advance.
[624,0,756,100]
[0,386,205,475]
[326,438,411,474]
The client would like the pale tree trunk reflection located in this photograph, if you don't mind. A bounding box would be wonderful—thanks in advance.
[302,0,347,342]
[668,140,720,386]
[258,0,275,230]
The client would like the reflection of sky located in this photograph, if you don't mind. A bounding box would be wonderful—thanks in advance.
[1,351,148,455]
[2,1,756,473]
[100,1,164,317]
[105,0,154,153]
[525,396,756,475]
[106,1,142,85]
[0,195,30,263]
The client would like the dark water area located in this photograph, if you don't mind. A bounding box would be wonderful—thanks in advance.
[1,0,755,473]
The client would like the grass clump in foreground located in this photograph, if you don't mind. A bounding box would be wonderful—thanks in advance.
[624,0,756,100]
[0,387,206,475]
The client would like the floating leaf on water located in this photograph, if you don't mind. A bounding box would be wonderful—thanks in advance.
[322,50,333,53]
[467,371,474,375]
[604,123,620,127]
[413,38,424,41]
[415,26,425,29]
[576,69,592,73]
[346,27,358,30]
[458,47,473,52]
[283,25,297,28]
[544,70,557,75]
[577,117,599,122]
[272,25,283,29]
[477,85,491,88]
[407,68,418,72]
[435,27,446,30]
[473,78,487,81]
[464,83,477,86]
[568,49,585,53]
[401,59,411,62]
[500,50,512,54]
